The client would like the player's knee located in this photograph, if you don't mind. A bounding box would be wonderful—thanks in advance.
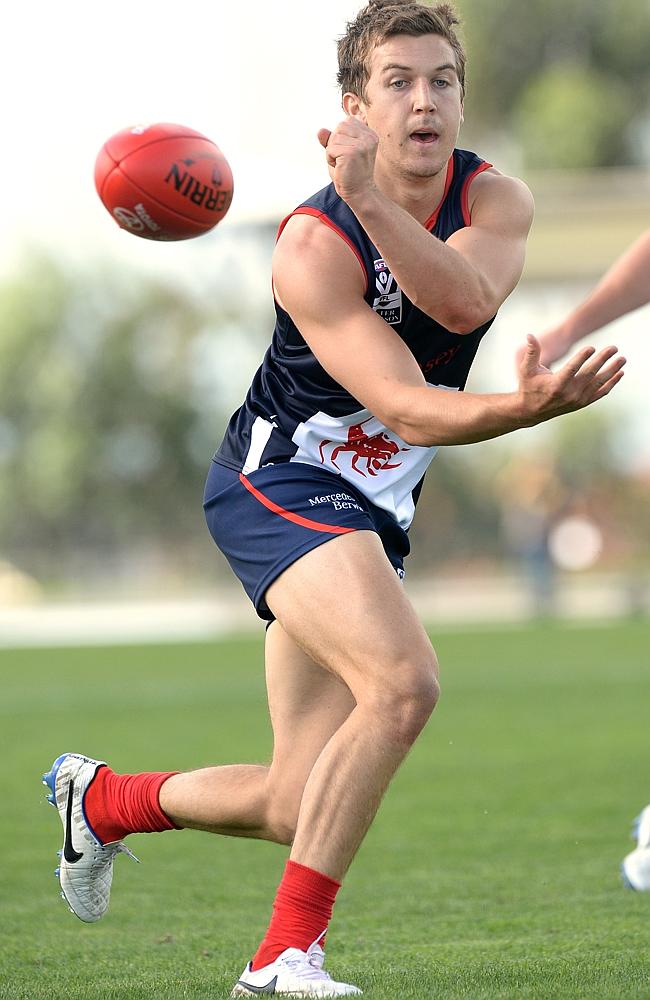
[268,813,298,846]
[394,672,439,742]
[368,654,440,745]
[264,787,302,846]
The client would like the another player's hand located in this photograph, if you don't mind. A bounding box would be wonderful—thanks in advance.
[515,326,574,370]
[516,334,626,425]
[317,118,379,202]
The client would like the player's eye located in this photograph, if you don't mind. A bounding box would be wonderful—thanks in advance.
[433,79,449,88]
[390,79,408,89]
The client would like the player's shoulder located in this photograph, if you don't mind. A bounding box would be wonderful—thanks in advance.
[273,185,366,283]
[468,166,534,222]
[276,183,351,248]
[272,194,367,305]
[274,210,350,265]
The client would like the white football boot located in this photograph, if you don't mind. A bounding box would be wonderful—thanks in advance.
[621,804,650,891]
[42,752,139,922]
[232,939,362,997]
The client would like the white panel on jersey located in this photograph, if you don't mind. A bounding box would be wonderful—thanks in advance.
[242,416,277,475]
[290,390,457,529]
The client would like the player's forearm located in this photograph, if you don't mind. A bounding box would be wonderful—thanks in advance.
[390,385,531,447]
[346,187,490,333]
[560,230,650,344]
[387,339,625,445]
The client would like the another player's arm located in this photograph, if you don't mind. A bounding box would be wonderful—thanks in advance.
[318,122,533,333]
[533,229,650,366]
[273,217,625,448]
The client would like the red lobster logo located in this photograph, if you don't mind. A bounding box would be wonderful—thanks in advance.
[318,419,407,477]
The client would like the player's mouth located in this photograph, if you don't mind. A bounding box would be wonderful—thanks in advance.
[409,130,439,145]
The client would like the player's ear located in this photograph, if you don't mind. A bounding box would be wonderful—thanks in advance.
[343,91,368,124]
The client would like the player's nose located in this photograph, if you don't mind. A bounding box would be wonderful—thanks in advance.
[412,80,436,113]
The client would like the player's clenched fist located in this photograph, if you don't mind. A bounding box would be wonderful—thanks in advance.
[317,118,379,202]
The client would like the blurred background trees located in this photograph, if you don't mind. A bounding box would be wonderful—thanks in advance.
[458,0,650,168]
[0,234,276,593]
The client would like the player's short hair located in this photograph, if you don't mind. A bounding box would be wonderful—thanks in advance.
[338,0,466,103]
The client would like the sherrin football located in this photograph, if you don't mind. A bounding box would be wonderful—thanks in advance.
[94,123,234,241]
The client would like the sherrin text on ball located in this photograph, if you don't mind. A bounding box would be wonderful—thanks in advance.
[95,122,234,241]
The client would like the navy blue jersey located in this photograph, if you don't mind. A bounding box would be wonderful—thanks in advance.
[215,148,495,529]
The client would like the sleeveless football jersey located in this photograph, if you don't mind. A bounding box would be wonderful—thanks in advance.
[215,148,495,530]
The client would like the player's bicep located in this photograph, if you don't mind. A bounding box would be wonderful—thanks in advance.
[273,217,426,428]
[447,174,534,311]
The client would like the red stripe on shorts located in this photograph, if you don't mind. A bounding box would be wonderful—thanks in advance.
[239,473,356,535]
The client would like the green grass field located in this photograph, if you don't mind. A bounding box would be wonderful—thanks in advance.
[1,620,649,999]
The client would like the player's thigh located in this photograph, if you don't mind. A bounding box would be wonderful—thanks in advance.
[264,620,356,832]
[265,529,439,708]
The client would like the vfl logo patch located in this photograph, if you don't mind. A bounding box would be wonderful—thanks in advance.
[372,258,402,325]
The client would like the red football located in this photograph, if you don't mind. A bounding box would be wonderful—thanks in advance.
[94,123,234,241]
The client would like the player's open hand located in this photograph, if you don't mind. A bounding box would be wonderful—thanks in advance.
[517,334,626,424]
[317,118,379,202]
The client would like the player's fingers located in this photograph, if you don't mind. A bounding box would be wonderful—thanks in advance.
[591,369,625,401]
[519,334,541,375]
[579,345,620,379]
[325,120,360,140]
[329,130,376,152]
[340,115,379,138]
[317,128,332,149]
[329,120,380,149]
[320,136,361,162]
[585,357,626,399]
[557,344,596,381]
[593,355,626,385]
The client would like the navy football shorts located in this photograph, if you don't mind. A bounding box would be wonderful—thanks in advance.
[203,460,410,621]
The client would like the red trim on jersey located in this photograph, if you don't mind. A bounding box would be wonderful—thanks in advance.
[460,161,493,227]
[276,207,369,294]
[239,473,356,535]
[423,156,455,231]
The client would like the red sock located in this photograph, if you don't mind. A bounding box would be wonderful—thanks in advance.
[250,860,341,971]
[83,765,180,844]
